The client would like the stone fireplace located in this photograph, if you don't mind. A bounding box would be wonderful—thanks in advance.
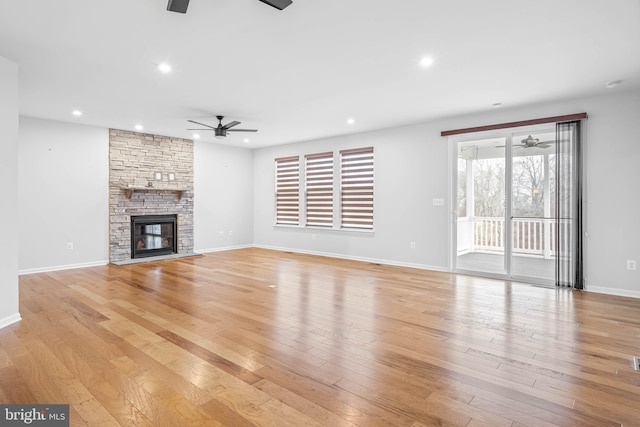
[108,129,194,263]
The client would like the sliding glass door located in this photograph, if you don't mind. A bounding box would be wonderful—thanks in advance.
[453,127,555,285]
[455,137,507,276]
[509,130,555,282]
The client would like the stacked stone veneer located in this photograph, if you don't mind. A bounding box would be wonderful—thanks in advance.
[109,129,194,262]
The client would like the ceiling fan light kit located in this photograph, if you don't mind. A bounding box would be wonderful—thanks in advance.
[167,0,292,13]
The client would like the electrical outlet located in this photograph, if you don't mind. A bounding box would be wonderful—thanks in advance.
[627,260,637,270]
[432,198,445,206]
[66,242,74,250]
[311,234,317,240]
[410,241,416,249]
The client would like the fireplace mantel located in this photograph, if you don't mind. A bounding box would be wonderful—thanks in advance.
[121,185,186,200]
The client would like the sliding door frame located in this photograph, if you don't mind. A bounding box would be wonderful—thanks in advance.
[449,124,555,286]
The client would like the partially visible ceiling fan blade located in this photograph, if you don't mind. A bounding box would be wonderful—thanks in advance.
[187,120,217,129]
[227,129,258,132]
[537,144,551,148]
[186,128,216,131]
[222,121,241,130]
[168,0,291,14]
[167,0,190,13]
[258,0,293,10]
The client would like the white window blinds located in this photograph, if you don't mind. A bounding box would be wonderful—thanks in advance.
[340,147,374,229]
[305,152,334,227]
[275,156,300,225]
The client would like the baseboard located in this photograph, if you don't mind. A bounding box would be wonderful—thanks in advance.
[195,244,253,254]
[587,286,640,299]
[0,313,21,329]
[253,244,448,273]
[18,260,109,275]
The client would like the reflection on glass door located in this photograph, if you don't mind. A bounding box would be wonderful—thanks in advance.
[510,131,555,282]
[455,137,506,275]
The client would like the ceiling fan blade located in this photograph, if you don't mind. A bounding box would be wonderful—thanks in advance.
[187,120,217,129]
[222,121,241,130]
[186,128,215,131]
[537,144,552,148]
[227,129,258,132]
[258,0,293,10]
[167,0,190,13]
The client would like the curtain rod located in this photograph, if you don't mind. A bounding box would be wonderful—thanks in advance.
[441,113,588,137]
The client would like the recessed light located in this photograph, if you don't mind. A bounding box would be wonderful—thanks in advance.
[72,110,82,116]
[158,63,172,73]
[193,134,200,140]
[605,80,621,89]
[492,103,502,108]
[243,138,251,143]
[419,57,434,68]
[347,118,355,125]
[134,124,144,131]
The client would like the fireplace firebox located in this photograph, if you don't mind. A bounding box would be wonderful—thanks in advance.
[131,215,177,259]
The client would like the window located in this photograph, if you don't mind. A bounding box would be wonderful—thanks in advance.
[340,147,374,229]
[457,158,467,218]
[274,147,374,230]
[275,156,300,225]
[305,152,334,227]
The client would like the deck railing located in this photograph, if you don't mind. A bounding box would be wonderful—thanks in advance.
[466,216,571,258]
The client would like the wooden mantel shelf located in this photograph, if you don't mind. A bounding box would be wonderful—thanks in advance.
[122,186,186,200]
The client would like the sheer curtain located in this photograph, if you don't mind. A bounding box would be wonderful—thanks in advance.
[555,120,584,289]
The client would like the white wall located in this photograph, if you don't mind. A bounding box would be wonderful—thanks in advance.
[18,117,109,272]
[253,88,640,297]
[0,56,20,328]
[194,141,254,252]
[253,125,450,270]
[585,90,640,297]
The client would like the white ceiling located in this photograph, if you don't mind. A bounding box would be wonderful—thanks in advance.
[1,0,639,148]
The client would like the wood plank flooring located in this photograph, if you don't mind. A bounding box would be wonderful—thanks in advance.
[2,247,640,426]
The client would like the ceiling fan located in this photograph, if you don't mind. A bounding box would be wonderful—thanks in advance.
[167,0,292,13]
[187,116,258,139]
[497,135,554,149]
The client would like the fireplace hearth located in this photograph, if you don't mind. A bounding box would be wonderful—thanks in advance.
[131,215,177,259]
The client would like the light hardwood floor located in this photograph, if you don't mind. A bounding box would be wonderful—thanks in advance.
[2,248,639,426]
